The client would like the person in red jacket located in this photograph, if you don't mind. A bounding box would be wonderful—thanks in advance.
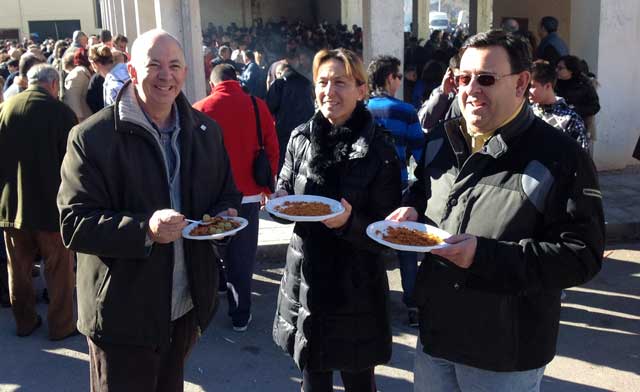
[193,64,279,331]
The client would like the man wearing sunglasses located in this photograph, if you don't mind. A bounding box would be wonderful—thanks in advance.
[387,30,604,391]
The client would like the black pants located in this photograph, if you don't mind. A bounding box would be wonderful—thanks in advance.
[221,202,260,325]
[87,311,197,392]
[0,229,8,304]
[302,368,376,392]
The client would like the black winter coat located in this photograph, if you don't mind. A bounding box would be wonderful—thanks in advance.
[272,104,402,372]
[406,103,604,371]
[555,77,600,119]
[266,68,315,168]
[57,84,241,348]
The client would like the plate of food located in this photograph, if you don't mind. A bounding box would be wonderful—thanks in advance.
[182,215,248,240]
[265,195,345,222]
[366,220,451,252]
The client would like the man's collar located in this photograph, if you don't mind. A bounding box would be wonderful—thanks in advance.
[484,100,534,156]
[26,84,50,95]
[446,100,534,160]
[140,100,179,133]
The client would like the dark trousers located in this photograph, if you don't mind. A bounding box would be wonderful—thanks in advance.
[3,228,75,338]
[302,368,376,392]
[87,310,197,392]
[397,250,418,308]
[222,202,260,324]
[0,230,9,304]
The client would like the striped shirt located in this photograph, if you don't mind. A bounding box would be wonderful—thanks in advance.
[367,94,424,185]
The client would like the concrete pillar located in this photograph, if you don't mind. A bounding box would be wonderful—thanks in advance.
[469,0,493,35]
[341,0,363,29]
[134,0,156,36]
[362,0,405,99]
[103,0,112,32]
[112,0,125,35]
[121,0,138,42]
[153,0,206,102]
[99,0,107,29]
[412,0,430,41]
[109,0,119,33]
[110,0,119,32]
[241,0,252,28]
[591,0,640,170]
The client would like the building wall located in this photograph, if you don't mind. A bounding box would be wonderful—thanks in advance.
[200,0,244,28]
[593,0,640,170]
[0,2,22,32]
[570,0,600,74]
[0,0,100,39]
[341,0,363,29]
[492,0,571,45]
[200,0,323,28]
[317,0,341,24]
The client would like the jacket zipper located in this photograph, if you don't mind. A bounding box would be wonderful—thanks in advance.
[128,125,175,345]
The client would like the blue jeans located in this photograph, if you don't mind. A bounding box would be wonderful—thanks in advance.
[414,341,545,392]
[397,251,418,308]
[221,202,260,325]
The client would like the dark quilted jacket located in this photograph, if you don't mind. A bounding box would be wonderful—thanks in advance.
[272,104,402,371]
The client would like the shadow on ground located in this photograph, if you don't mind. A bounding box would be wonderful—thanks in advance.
[554,252,640,377]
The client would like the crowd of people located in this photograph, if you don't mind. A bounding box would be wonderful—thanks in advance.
[0,13,616,392]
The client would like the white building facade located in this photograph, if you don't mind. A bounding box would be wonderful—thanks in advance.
[1,0,638,170]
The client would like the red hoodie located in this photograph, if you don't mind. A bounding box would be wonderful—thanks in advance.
[193,80,279,198]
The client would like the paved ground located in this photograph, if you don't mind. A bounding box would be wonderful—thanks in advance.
[599,167,640,241]
[1,243,638,391]
[1,169,638,391]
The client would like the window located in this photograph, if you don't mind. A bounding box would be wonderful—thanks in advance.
[28,20,81,41]
[0,29,20,41]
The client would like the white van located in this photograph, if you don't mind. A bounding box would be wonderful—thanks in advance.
[429,11,449,32]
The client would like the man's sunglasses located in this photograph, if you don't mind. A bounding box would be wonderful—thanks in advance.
[454,72,517,87]
[394,73,403,80]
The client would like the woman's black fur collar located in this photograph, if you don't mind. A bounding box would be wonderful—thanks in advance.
[307,102,374,184]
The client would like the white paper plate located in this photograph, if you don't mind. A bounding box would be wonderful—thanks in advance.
[366,220,451,252]
[182,217,248,240]
[265,195,345,222]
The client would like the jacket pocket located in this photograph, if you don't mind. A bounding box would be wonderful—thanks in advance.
[428,286,519,366]
[95,266,111,305]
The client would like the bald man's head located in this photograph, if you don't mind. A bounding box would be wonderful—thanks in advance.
[127,29,188,120]
[130,29,185,68]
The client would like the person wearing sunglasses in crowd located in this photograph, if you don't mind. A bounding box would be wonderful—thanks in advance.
[387,30,604,391]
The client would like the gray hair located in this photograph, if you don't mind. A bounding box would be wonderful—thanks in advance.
[27,64,59,85]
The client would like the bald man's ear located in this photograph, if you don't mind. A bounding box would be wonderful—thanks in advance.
[127,62,137,84]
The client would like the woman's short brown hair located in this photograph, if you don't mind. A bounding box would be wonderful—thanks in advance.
[312,48,369,96]
[88,44,113,66]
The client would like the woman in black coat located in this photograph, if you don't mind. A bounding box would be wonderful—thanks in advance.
[271,48,402,391]
[555,55,600,119]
